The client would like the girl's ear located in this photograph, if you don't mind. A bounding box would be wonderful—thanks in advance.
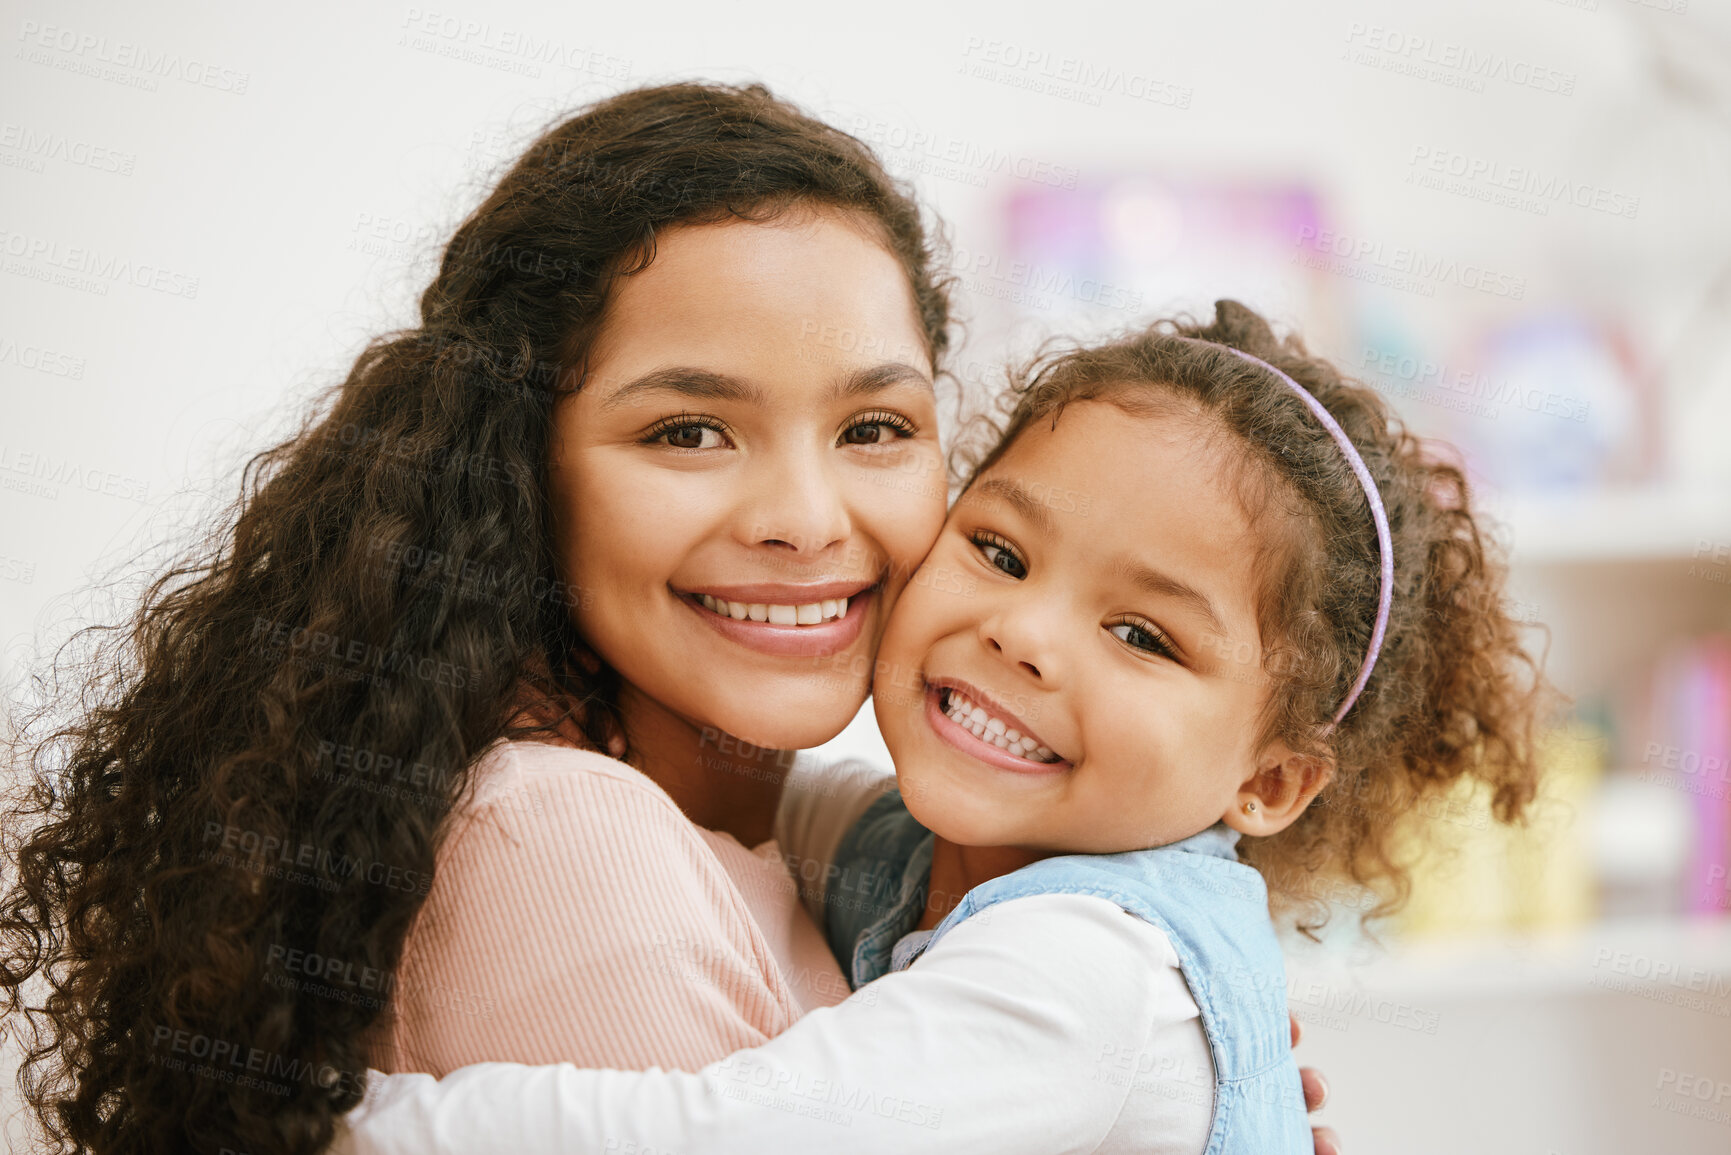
[1222,740,1334,836]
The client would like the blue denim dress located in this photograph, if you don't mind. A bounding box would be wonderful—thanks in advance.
[824,788,1311,1154]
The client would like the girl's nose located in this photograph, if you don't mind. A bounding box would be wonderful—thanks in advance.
[986,635,1042,679]
[979,605,1065,687]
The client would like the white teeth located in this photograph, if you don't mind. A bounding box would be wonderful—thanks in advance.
[940,688,1060,764]
[698,595,849,626]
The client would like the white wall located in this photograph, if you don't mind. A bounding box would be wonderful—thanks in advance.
[4,1,1726,659]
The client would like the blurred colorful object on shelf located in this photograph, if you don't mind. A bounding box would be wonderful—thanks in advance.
[1395,723,1605,940]
[1640,635,1731,916]
[1000,174,1340,344]
[1458,312,1657,493]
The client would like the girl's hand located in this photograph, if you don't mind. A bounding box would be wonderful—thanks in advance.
[1292,1013,1341,1155]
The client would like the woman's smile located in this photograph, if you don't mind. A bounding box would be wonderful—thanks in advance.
[675,579,878,657]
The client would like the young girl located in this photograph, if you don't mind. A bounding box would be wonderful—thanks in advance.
[335,300,1545,1154]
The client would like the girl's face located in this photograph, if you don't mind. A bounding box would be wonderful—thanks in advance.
[549,208,946,751]
[876,398,1304,853]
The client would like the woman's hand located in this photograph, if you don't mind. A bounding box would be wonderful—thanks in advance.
[1292,1013,1340,1155]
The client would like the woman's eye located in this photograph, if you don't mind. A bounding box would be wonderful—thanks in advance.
[1110,621,1176,660]
[842,423,887,445]
[657,423,726,450]
[840,411,917,446]
[973,536,1027,580]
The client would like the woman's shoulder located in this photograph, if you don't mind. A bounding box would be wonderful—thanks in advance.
[449,739,706,851]
[472,737,685,801]
[417,738,785,954]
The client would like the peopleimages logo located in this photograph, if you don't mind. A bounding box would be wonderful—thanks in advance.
[0,227,200,299]
[15,20,251,94]
[1341,22,1576,96]
[248,616,477,691]
[947,247,1143,312]
[958,36,1193,109]
[0,334,86,379]
[0,443,149,502]
[1406,146,1640,220]
[1360,346,1590,422]
[1293,226,1526,300]
[849,117,1082,190]
[397,7,632,80]
[0,122,136,175]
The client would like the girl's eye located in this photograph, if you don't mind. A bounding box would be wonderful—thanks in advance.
[1109,620,1179,661]
[970,532,1027,580]
[840,410,918,446]
[643,417,729,450]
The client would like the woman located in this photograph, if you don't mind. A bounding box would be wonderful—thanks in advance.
[0,82,1332,1155]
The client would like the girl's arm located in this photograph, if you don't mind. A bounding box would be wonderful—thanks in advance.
[335,893,1215,1155]
[773,753,897,926]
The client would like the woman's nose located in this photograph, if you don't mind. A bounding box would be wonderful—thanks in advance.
[737,445,852,558]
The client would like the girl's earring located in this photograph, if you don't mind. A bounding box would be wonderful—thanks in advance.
[1242,800,1258,814]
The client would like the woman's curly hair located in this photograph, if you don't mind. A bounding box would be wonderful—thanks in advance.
[0,82,952,1155]
[954,299,1552,932]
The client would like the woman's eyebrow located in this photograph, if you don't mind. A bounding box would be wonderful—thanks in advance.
[597,361,932,412]
[597,367,762,412]
[830,361,934,400]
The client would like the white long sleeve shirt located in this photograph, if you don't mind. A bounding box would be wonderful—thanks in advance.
[334,886,1215,1154]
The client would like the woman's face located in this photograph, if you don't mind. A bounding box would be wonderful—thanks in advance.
[550,207,946,751]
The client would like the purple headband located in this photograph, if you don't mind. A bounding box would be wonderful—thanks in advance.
[1217,346,1393,730]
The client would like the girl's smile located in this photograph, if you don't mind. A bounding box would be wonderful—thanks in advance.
[923,679,1067,773]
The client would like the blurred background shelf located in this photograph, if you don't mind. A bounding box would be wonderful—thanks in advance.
[1494,487,1731,566]
[1286,916,1731,1155]
[1292,915,1731,1001]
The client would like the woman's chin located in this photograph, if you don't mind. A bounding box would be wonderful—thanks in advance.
[704,691,870,753]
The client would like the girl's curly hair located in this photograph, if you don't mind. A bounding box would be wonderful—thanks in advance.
[954,299,1552,932]
[0,81,952,1155]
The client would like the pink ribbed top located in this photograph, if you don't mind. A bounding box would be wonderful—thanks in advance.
[369,740,849,1077]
